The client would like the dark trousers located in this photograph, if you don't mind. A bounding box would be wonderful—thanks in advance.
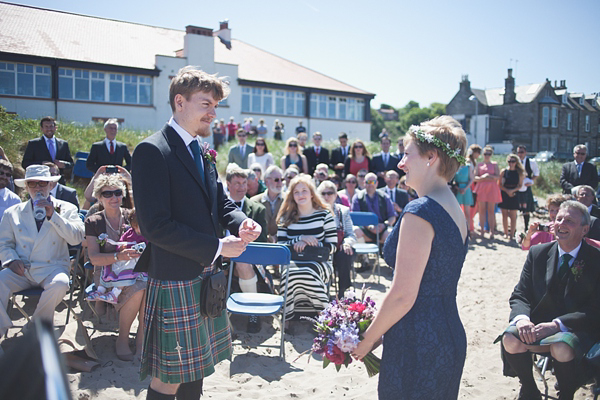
[333,249,356,298]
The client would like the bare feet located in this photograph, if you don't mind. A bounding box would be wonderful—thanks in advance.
[115,339,134,361]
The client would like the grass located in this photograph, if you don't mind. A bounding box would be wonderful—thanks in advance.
[0,107,563,202]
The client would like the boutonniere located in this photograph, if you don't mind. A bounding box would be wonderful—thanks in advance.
[570,260,584,282]
[54,204,62,214]
[97,233,108,246]
[202,142,217,164]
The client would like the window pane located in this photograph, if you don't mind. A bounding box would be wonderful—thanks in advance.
[59,76,73,99]
[286,92,295,115]
[35,74,51,97]
[251,88,261,113]
[318,95,326,118]
[109,81,122,102]
[296,93,305,117]
[91,79,105,101]
[0,70,15,94]
[17,71,33,96]
[241,92,250,112]
[263,94,272,114]
[139,83,151,104]
[275,96,284,115]
[75,76,89,100]
[542,107,549,127]
[339,100,346,120]
[124,81,137,103]
[357,99,365,121]
[348,99,356,120]
[310,95,317,117]
[328,97,336,119]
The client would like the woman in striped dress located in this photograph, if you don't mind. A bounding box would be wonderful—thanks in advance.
[277,174,337,320]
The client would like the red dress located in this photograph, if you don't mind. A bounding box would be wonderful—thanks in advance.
[349,157,369,176]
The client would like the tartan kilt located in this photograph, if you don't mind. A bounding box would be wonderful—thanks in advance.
[504,325,594,360]
[517,187,535,213]
[139,275,232,383]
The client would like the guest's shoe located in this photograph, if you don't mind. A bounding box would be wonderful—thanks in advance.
[247,315,260,333]
[516,386,542,400]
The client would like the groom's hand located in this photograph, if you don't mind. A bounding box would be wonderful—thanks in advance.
[516,319,536,344]
[239,218,262,243]
[220,236,247,258]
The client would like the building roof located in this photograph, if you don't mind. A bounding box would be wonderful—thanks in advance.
[0,2,373,96]
[472,83,546,106]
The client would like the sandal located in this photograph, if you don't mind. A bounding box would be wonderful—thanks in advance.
[86,291,101,301]
[97,292,119,305]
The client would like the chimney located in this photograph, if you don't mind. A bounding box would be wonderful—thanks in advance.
[504,68,516,104]
[460,74,471,92]
[214,19,232,50]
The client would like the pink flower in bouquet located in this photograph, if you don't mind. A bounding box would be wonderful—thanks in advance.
[348,302,366,314]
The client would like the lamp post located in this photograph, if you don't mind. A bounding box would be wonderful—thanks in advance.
[469,95,479,145]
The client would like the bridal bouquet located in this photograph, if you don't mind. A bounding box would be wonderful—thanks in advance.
[303,287,381,377]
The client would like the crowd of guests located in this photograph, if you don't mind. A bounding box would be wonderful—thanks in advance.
[1,112,600,399]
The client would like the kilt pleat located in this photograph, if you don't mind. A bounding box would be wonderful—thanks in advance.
[140,276,231,383]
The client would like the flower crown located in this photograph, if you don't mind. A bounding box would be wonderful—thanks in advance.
[409,125,466,165]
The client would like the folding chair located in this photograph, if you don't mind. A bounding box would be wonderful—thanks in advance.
[349,211,381,284]
[71,151,93,182]
[226,243,291,360]
[532,354,554,400]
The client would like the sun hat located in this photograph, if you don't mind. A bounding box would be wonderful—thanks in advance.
[14,165,61,187]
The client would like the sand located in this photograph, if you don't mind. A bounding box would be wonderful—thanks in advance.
[2,214,596,399]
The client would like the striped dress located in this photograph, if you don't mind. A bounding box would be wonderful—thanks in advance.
[277,209,337,320]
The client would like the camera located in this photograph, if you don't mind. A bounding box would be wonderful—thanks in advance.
[131,242,146,253]
[537,224,550,232]
[105,166,118,174]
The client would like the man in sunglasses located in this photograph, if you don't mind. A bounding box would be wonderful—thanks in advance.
[0,159,20,222]
[0,165,84,343]
[560,144,598,195]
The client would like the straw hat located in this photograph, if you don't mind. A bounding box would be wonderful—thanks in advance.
[14,165,60,187]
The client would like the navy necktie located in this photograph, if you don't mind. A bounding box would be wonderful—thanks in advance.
[189,140,205,185]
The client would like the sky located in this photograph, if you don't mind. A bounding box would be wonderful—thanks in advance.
[10,0,600,109]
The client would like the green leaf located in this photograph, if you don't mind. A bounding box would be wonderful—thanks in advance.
[335,363,341,372]
[323,357,330,369]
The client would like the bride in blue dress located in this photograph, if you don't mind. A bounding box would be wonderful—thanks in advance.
[352,116,469,400]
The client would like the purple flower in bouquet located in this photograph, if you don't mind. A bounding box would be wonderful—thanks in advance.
[334,323,360,353]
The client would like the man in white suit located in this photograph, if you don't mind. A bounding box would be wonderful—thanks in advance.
[0,165,84,339]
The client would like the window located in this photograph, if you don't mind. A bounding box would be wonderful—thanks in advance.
[567,112,573,131]
[348,99,356,120]
[74,69,89,100]
[124,75,137,103]
[339,97,346,119]
[109,74,123,102]
[262,89,272,114]
[579,97,585,106]
[275,91,285,115]
[251,88,261,113]
[540,136,549,149]
[318,95,327,118]
[551,108,558,128]
[58,68,73,99]
[542,106,549,128]
[240,86,304,116]
[562,93,568,104]
[286,91,295,115]
[585,115,590,132]
[91,72,105,102]
[295,92,305,116]
[0,62,51,98]
[241,87,250,112]
[598,117,600,133]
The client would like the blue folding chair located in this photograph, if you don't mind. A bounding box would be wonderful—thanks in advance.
[349,211,381,284]
[72,152,93,181]
[226,243,291,360]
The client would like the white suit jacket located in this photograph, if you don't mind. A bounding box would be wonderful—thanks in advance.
[0,197,84,283]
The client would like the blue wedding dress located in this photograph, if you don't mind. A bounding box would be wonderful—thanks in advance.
[380,196,468,399]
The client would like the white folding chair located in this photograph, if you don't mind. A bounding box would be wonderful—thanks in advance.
[349,211,381,284]
[226,243,292,360]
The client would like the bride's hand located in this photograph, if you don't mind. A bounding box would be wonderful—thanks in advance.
[352,337,376,361]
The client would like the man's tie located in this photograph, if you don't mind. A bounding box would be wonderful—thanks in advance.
[189,140,205,185]
[234,201,242,208]
[384,153,388,166]
[110,141,115,154]
[316,147,320,157]
[48,139,56,160]
[343,147,346,158]
[577,163,582,177]
[557,253,573,281]
[240,145,245,159]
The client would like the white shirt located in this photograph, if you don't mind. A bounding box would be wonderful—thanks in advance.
[518,157,540,192]
[0,187,21,222]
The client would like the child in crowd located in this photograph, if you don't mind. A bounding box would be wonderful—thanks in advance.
[87,209,147,304]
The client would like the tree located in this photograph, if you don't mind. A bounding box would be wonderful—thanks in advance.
[370,108,385,142]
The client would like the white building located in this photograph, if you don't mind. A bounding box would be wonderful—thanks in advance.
[0,3,375,141]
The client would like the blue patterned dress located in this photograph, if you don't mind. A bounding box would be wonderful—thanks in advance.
[381,196,468,400]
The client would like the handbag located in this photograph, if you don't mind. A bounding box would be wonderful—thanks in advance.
[199,270,227,318]
[289,245,330,262]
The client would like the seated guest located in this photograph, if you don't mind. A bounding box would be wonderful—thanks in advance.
[338,174,359,210]
[277,175,337,321]
[85,174,146,361]
[574,185,600,218]
[313,163,329,188]
[399,175,418,201]
[372,136,400,188]
[356,169,368,191]
[0,159,20,222]
[521,194,567,250]
[280,137,308,174]
[501,200,600,400]
[83,165,133,211]
[226,165,268,333]
[246,169,266,198]
[22,117,74,183]
[352,172,397,247]
[379,170,409,214]
[344,139,371,178]
[86,119,132,173]
[283,165,300,192]
[251,165,284,244]
[318,181,356,298]
[43,162,79,210]
[0,165,84,340]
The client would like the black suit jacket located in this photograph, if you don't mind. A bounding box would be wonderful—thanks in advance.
[371,152,401,187]
[509,240,600,339]
[55,183,79,210]
[560,161,598,194]
[22,136,74,170]
[241,199,268,243]
[132,124,247,281]
[587,216,600,241]
[378,187,409,211]
[590,204,600,219]
[303,146,330,176]
[86,140,132,173]
[330,147,350,177]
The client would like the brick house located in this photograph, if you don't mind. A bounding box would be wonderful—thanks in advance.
[446,69,600,156]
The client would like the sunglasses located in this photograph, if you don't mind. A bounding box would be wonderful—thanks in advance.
[346,180,357,184]
[365,179,377,184]
[289,143,298,147]
[0,170,12,177]
[100,189,123,198]
[575,152,586,155]
[253,168,262,173]
[256,142,265,146]
[321,191,336,196]
[269,177,282,183]
[354,145,364,149]
[508,160,517,164]
[483,153,492,156]
[357,175,366,179]
[26,181,49,188]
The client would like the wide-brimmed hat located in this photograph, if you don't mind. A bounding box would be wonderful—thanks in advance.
[14,165,61,187]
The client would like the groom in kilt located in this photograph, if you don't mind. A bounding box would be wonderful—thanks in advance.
[132,66,262,400]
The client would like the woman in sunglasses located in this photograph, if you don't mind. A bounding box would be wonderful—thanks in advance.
[344,139,371,178]
[498,154,524,240]
[338,174,358,210]
[280,137,308,174]
[473,145,502,239]
[247,138,274,173]
[85,174,146,361]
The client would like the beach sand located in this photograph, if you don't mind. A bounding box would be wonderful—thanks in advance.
[2,215,595,399]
